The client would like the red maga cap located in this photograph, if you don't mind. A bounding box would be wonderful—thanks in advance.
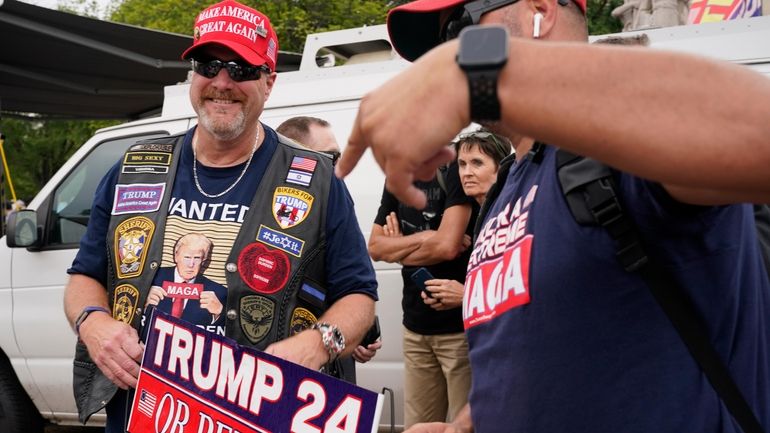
[182,0,279,71]
[387,0,587,62]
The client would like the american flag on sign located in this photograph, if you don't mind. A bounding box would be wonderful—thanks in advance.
[290,156,317,173]
[137,389,157,417]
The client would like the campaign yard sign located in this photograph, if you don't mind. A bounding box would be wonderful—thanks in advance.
[128,310,383,433]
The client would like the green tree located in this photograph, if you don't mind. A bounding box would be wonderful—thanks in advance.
[5,0,620,201]
[110,0,396,53]
[0,118,116,202]
[587,0,624,34]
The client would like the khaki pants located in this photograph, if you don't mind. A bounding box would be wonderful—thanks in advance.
[403,327,471,428]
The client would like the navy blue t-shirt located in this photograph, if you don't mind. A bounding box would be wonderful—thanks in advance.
[69,125,378,324]
[463,145,769,433]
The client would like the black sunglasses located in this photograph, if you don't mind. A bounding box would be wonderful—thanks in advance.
[441,0,569,41]
[192,59,271,82]
[456,131,511,159]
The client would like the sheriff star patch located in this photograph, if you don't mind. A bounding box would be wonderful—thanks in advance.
[272,186,313,229]
[114,216,155,279]
[240,295,275,344]
[290,307,317,336]
[113,284,139,325]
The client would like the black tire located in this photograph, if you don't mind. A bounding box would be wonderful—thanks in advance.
[0,352,45,433]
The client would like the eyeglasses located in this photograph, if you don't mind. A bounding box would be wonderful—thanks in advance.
[441,0,570,41]
[192,59,271,82]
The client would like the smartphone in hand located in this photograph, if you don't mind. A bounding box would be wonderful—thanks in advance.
[410,267,435,298]
[361,315,381,346]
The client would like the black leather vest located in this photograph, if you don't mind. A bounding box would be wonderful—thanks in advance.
[73,131,333,422]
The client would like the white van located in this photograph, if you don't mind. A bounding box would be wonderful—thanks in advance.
[2,16,770,433]
[0,24,408,432]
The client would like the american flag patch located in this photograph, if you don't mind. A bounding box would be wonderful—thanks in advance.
[267,38,277,62]
[137,389,157,417]
[291,156,317,172]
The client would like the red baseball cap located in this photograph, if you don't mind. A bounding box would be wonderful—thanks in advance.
[387,0,587,62]
[182,0,279,71]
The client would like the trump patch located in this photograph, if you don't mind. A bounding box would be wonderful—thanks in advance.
[272,186,313,229]
[112,183,165,215]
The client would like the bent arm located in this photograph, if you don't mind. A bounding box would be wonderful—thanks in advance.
[401,204,472,266]
[340,37,770,207]
[495,41,770,204]
[265,293,375,370]
[368,223,431,263]
[63,273,110,329]
[63,274,143,389]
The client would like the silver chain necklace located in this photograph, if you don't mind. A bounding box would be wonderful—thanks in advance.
[192,127,260,199]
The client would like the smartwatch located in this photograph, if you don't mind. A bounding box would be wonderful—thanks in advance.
[456,25,510,122]
[312,322,346,362]
[75,306,111,336]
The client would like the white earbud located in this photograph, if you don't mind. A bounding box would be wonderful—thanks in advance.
[533,13,543,38]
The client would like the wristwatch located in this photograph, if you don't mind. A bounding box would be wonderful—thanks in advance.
[456,25,510,122]
[312,322,346,362]
[75,306,111,336]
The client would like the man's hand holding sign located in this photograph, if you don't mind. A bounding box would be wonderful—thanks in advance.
[129,310,383,433]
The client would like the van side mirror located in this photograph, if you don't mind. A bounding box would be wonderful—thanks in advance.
[6,209,40,248]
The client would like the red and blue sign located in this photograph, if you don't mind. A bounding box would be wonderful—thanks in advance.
[128,310,383,433]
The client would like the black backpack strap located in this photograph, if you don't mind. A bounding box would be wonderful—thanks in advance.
[556,149,764,433]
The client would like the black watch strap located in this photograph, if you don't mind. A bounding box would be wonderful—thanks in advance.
[467,69,502,121]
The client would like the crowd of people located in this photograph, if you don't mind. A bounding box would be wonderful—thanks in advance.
[62,0,770,432]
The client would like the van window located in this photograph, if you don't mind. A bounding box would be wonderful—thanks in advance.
[47,134,166,246]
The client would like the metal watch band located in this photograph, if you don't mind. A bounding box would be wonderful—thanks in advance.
[467,69,502,122]
[312,322,345,362]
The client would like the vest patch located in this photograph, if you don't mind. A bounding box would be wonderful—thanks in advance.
[122,151,172,175]
[113,284,139,325]
[238,242,290,294]
[240,295,275,344]
[115,216,155,279]
[129,143,173,153]
[285,156,317,187]
[273,186,314,229]
[112,183,165,215]
[257,224,305,257]
[290,307,317,336]
[299,282,326,309]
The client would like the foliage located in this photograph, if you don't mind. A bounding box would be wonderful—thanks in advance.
[587,0,624,34]
[57,0,117,20]
[6,0,619,201]
[110,0,400,53]
[0,118,117,202]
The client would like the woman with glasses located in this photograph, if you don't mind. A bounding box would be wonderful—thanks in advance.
[421,129,511,309]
